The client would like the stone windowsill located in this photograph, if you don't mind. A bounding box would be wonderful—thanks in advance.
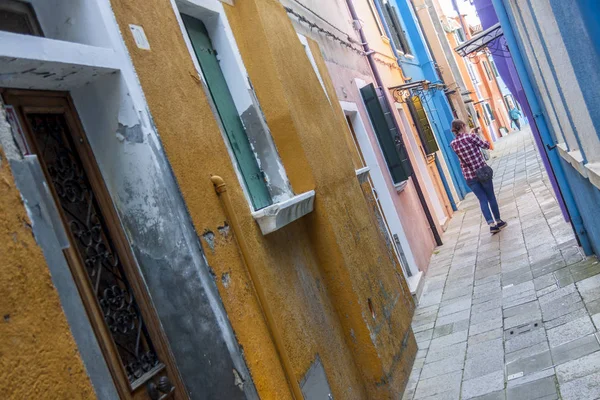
[394,180,409,193]
[251,190,315,235]
[355,166,371,184]
[585,163,600,191]
[0,31,119,90]
[557,143,587,178]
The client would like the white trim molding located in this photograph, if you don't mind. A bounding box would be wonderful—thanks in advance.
[557,143,587,178]
[585,163,600,191]
[355,166,371,184]
[394,180,408,193]
[251,191,315,235]
[0,31,118,90]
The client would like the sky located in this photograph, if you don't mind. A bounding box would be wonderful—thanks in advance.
[438,0,482,26]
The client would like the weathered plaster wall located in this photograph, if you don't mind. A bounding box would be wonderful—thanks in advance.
[306,36,414,303]
[0,146,95,399]
[285,0,438,273]
[108,0,416,397]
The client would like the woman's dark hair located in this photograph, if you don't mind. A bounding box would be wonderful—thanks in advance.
[451,119,467,135]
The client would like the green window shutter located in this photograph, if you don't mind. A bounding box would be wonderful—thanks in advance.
[407,95,439,155]
[181,15,272,210]
[360,83,412,183]
[379,1,402,51]
[382,2,411,55]
[485,103,495,121]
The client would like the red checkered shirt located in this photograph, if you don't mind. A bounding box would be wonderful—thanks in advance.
[451,133,491,181]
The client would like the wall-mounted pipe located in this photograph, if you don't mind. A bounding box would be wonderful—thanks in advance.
[210,176,303,399]
[345,0,443,246]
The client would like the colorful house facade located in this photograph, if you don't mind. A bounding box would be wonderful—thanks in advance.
[444,14,508,145]
[382,0,470,201]
[0,0,419,398]
[475,0,600,258]
[282,0,459,293]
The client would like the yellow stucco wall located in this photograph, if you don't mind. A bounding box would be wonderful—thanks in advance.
[0,147,95,399]
[108,0,416,398]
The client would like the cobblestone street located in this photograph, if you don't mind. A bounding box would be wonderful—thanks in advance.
[405,129,600,400]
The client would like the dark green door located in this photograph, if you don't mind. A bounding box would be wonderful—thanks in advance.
[181,15,272,210]
[407,95,439,155]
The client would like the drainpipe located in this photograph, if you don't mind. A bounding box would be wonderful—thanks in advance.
[490,0,592,255]
[451,0,469,36]
[346,0,443,246]
[210,176,304,399]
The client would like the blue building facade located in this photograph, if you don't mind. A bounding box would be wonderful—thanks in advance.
[374,0,469,201]
[486,0,600,256]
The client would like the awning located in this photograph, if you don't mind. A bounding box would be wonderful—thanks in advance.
[389,80,445,102]
[454,22,503,57]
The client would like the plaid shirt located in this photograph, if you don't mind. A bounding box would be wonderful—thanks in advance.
[451,133,491,181]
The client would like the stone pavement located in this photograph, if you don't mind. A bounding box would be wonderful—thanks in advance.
[404,129,600,400]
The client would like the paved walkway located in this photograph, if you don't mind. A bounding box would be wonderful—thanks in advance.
[404,128,600,400]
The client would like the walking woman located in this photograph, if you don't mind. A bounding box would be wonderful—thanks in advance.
[450,119,507,234]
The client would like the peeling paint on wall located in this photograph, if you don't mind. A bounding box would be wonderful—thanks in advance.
[240,97,292,204]
[217,221,231,237]
[202,229,216,252]
[116,122,144,143]
[221,272,231,288]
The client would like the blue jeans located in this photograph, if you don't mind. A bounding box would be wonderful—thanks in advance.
[467,179,501,224]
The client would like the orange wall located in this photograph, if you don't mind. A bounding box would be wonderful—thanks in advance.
[446,29,495,148]
[108,0,416,397]
[0,146,95,399]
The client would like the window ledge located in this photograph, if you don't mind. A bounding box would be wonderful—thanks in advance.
[394,180,408,193]
[355,166,371,184]
[0,31,119,90]
[251,190,315,235]
[557,143,588,178]
[585,163,600,191]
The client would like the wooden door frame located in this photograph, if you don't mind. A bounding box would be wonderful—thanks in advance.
[1,89,187,400]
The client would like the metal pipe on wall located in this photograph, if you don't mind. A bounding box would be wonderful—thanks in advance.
[210,176,304,399]
[345,0,443,246]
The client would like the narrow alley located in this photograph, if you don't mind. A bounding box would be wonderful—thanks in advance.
[5,0,600,398]
[407,129,600,400]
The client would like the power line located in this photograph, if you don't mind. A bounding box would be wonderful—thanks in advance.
[284,6,365,56]
[289,0,353,38]
[284,2,401,71]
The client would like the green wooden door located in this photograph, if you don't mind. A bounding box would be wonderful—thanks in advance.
[360,83,412,184]
[181,15,272,210]
[407,95,439,155]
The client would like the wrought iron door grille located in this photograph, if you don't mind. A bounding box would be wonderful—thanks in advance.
[27,113,162,386]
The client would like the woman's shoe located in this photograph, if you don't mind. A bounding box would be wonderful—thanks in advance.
[490,225,500,234]
[496,220,508,231]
